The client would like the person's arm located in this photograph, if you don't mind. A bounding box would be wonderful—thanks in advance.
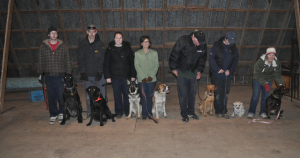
[37,43,44,75]
[150,50,159,78]
[134,52,146,81]
[228,48,239,74]
[253,59,268,86]
[76,43,86,73]
[103,47,111,79]
[169,38,183,70]
[209,44,221,73]
[96,41,106,73]
[128,44,136,79]
[197,44,207,73]
[274,61,283,85]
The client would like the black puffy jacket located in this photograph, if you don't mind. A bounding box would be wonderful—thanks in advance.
[104,41,136,79]
[169,34,207,74]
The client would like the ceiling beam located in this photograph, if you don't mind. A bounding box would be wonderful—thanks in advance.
[34,0,46,39]
[55,0,68,45]
[77,0,87,38]
[222,0,231,35]
[294,0,300,63]
[98,0,107,47]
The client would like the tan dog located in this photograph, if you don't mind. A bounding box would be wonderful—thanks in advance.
[199,84,217,117]
[152,83,170,119]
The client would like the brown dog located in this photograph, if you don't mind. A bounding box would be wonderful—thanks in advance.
[198,84,217,117]
[152,83,170,119]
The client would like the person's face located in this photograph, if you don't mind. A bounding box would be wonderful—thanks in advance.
[267,53,275,62]
[224,38,230,45]
[141,38,150,49]
[49,31,58,40]
[191,35,200,46]
[86,30,97,39]
[114,33,123,45]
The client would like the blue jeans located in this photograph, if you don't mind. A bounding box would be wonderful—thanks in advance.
[138,82,156,117]
[211,75,232,114]
[45,75,64,117]
[84,76,107,114]
[248,79,273,115]
[112,79,129,116]
[177,77,198,117]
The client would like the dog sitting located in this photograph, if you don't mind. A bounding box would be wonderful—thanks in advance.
[86,86,116,126]
[266,85,286,119]
[231,101,245,117]
[198,84,217,117]
[152,83,170,119]
[127,80,142,119]
[60,73,83,125]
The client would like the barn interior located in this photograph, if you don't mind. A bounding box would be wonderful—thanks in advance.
[0,0,300,157]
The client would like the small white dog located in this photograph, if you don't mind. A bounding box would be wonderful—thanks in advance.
[152,83,170,119]
[231,101,245,117]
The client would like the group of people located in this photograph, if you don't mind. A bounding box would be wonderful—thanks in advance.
[37,24,283,125]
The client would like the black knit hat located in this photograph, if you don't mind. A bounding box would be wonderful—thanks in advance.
[48,26,57,35]
[193,30,206,44]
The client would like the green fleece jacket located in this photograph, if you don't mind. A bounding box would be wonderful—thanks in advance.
[134,49,159,83]
[253,54,283,86]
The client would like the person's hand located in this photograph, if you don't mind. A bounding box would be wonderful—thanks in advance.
[95,72,103,81]
[172,70,178,77]
[218,69,224,73]
[225,70,230,76]
[196,72,201,80]
[264,83,270,92]
[131,78,135,81]
[106,78,111,83]
[147,76,152,82]
[142,78,147,83]
[38,74,44,84]
[80,73,88,81]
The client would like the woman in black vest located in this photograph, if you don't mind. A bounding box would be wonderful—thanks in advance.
[209,31,239,119]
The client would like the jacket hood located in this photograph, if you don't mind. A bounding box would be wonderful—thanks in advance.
[108,40,131,48]
[43,39,63,47]
[260,54,278,67]
[85,33,100,42]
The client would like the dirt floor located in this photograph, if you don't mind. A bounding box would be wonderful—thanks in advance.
[0,83,300,158]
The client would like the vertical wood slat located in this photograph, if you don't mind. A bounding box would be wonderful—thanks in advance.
[162,0,167,82]
[0,0,14,111]
[34,0,46,39]
[55,0,68,45]
[222,0,231,35]
[182,0,189,35]
[294,0,300,64]
[98,0,107,47]
[143,0,146,35]
[14,2,36,71]
[121,0,125,38]
[202,0,210,31]
[77,0,87,38]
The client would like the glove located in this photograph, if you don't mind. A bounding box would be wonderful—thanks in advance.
[80,73,88,81]
[264,83,270,92]
[95,72,103,81]
[147,76,152,82]
[38,74,44,84]
[142,78,147,83]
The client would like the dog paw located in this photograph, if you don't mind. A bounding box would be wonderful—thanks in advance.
[100,123,104,126]
[267,117,271,119]
[86,123,91,126]
[164,116,167,118]
[204,115,207,117]
[156,117,160,120]
[112,119,116,122]
[210,114,213,116]
[60,122,65,125]
[78,120,83,123]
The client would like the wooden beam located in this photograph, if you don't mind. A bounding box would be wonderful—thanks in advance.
[202,0,210,31]
[162,0,167,82]
[0,0,14,112]
[222,0,231,35]
[34,0,46,39]
[55,0,68,45]
[182,0,189,35]
[143,0,146,35]
[121,0,125,37]
[98,0,107,47]
[77,0,86,38]
[294,0,300,62]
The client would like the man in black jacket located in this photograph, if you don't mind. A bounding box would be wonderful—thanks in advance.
[77,25,106,118]
[169,30,207,122]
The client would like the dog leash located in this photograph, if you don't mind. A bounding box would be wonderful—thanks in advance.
[141,82,158,124]
[248,108,282,124]
[42,82,49,110]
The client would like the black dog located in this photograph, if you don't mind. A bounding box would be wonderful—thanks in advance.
[86,86,116,126]
[60,73,83,125]
[266,85,286,119]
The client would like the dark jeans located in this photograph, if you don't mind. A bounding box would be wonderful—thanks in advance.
[211,75,232,115]
[138,82,156,117]
[248,79,273,115]
[84,76,106,114]
[112,79,129,116]
[177,77,198,117]
[45,75,64,117]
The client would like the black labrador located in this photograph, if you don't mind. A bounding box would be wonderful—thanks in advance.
[60,73,83,125]
[266,85,286,119]
[86,86,116,126]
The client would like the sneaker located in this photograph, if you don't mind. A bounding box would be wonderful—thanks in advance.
[58,113,63,123]
[260,113,268,119]
[247,113,254,119]
[182,116,189,122]
[188,113,199,120]
[142,116,147,120]
[117,114,122,119]
[222,114,230,119]
[216,114,222,118]
[49,116,57,125]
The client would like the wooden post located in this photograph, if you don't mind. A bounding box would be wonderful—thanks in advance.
[0,0,14,112]
[294,0,300,71]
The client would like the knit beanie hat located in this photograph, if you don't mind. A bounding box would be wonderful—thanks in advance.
[266,47,276,55]
[48,26,57,35]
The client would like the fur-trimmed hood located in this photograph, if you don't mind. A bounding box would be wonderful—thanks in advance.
[42,39,63,48]
[260,54,278,67]
[108,40,131,48]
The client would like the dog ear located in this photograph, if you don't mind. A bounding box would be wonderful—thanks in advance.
[154,85,160,91]
[135,79,138,84]
[127,80,130,85]
[214,85,217,91]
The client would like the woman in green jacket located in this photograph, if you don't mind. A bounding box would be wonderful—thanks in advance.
[134,35,159,120]
[248,47,283,119]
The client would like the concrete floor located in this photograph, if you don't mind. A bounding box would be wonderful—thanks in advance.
[0,84,300,158]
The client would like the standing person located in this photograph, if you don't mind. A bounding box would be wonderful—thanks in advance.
[209,31,239,119]
[104,32,136,119]
[169,30,207,122]
[37,26,72,125]
[248,47,283,119]
[77,25,106,118]
[134,35,159,120]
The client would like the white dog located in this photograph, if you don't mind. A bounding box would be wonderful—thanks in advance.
[231,101,245,117]
[152,83,170,119]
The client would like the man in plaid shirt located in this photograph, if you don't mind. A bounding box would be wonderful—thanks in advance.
[37,26,72,125]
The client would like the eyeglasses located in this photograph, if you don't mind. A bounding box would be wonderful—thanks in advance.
[143,41,149,43]
[87,26,96,29]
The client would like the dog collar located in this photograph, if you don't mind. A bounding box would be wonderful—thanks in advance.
[66,86,75,91]
[271,93,280,99]
[207,93,214,96]
[94,97,102,102]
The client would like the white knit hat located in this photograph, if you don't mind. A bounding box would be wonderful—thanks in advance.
[266,47,276,55]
